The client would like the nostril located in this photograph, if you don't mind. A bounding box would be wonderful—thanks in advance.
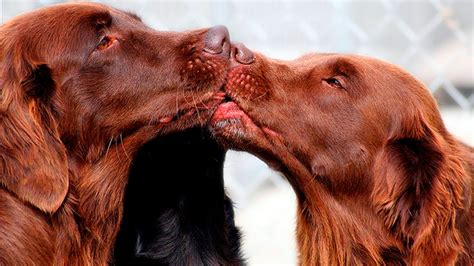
[232,43,255,65]
[203,25,231,57]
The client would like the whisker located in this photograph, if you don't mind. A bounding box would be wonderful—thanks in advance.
[114,137,121,160]
[191,91,201,121]
[148,113,157,126]
[253,91,268,101]
[104,137,114,159]
[119,133,131,162]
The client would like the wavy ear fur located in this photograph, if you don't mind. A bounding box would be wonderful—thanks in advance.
[0,53,68,213]
[372,112,468,264]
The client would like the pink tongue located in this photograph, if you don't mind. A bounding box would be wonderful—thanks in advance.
[212,102,245,120]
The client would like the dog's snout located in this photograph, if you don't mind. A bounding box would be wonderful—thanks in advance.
[232,43,255,65]
[203,25,231,58]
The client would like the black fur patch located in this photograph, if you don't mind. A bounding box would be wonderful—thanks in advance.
[112,128,244,265]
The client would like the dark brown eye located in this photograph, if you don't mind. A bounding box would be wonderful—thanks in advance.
[96,36,117,51]
[324,78,343,88]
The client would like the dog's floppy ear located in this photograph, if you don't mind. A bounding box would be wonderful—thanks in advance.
[372,112,467,263]
[0,51,68,213]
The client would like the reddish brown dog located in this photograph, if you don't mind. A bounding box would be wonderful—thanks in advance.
[0,3,234,265]
[211,52,474,265]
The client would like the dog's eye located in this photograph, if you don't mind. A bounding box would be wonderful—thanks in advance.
[96,36,117,51]
[324,78,343,89]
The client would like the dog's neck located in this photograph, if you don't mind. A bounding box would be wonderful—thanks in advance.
[274,153,382,264]
[295,184,403,265]
[54,128,157,265]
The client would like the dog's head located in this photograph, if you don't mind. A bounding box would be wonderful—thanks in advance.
[0,3,231,212]
[211,52,470,262]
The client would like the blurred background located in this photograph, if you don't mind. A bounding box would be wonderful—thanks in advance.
[2,0,472,264]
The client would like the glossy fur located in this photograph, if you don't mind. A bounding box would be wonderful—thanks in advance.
[211,53,474,265]
[0,3,235,265]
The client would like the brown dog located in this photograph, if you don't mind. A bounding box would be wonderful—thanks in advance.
[0,3,237,265]
[211,52,474,265]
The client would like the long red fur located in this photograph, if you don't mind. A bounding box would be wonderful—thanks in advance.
[212,53,474,265]
[0,3,229,265]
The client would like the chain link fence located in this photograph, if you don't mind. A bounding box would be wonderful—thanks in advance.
[2,1,472,264]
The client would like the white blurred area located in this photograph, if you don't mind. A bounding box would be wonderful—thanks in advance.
[2,1,472,265]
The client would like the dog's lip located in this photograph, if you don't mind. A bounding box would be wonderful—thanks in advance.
[211,97,250,124]
[211,96,284,144]
[211,101,243,121]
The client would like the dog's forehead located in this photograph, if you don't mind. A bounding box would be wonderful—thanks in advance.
[18,3,140,30]
[302,54,412,81]
[2,3,109,32]
[295,54,362,76]
[36,2,109,19]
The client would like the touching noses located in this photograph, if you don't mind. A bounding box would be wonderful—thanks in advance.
[203,25,231,57]
[203,25,254,65]
[232,42,255,65]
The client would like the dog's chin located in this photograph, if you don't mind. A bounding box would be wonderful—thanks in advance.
[209,101,263,145]
[209,101,290,173]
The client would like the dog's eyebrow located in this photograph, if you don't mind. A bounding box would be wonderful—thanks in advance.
[328,58,359,77]
[124,11,142,22]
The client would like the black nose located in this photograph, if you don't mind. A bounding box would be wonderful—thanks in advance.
[203,25,231,58]
[232,43,255,65]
